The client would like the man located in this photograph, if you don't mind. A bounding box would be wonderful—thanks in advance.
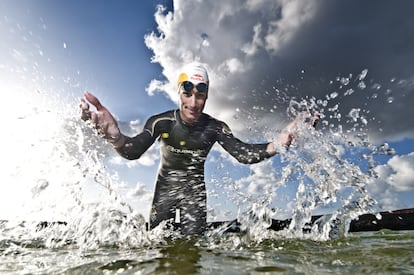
[80,62,317,235]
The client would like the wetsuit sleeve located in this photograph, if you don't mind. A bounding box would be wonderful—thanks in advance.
[217,121,271,164]
[114,117,159,160]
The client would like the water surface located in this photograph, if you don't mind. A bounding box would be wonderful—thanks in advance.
[1,229,413,274]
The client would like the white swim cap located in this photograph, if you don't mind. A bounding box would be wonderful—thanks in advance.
[177,62,209,87]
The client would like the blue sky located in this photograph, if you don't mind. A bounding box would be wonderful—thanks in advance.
[1,0,413,222]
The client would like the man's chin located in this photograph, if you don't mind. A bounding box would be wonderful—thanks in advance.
[184,111,200,123]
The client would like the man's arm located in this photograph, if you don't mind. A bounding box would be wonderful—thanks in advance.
[114,132,156,160]
[217,112,319,164]
[217,122,271,164]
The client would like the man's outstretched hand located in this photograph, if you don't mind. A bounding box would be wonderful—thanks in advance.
[270,112,320,154]
[80,92,124,146]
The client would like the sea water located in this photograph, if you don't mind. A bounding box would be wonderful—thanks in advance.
[1,228,414,274]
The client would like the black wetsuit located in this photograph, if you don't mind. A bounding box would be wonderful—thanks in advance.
[116,109,270,235]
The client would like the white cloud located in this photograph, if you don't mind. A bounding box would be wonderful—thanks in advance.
[126,181,153,219]
[234,160,278,198]
[145,79,168,97]
[364,152,414,210]
[145,0,414,144]
[373,152,414,192]
[242,23,263,56]
[219,58,246,74]
[264,0,318,53]
[128,181,152,198]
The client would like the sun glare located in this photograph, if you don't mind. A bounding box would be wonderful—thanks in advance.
[0,73,64,219]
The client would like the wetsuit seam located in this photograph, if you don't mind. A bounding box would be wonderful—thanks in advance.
[148,113,176,137]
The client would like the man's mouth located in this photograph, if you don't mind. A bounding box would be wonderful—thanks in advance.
[187,107,198,115]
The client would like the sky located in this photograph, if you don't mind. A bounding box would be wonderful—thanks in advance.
[1,0,413,222]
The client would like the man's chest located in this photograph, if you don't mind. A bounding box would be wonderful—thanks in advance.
[159,122,217,151]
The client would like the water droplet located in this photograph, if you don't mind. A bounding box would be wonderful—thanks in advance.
[329,104,339,112]
[344,89,354,96]
[358,81,366,90]
[372,83,381,90]
[348,108,360,122]
[361,117,368,125]
[330,92,338,99]
[359,69,368,80]
[340,77,350,86]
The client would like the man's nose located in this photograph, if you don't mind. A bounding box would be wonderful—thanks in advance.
[188,89,198,105]
[189,95,197,106]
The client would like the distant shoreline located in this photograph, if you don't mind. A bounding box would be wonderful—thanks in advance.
[2,208,413,233]
[210,207,414,233]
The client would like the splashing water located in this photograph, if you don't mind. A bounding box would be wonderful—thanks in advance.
[0,67,401,257]
[0,77,152,250]
[206,69,401,245]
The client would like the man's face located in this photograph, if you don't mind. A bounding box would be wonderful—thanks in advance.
[179,82,208,124]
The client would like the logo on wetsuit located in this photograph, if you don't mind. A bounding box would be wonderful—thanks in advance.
[166,145,206,156]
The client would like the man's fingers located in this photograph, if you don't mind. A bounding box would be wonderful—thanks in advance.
[80,98,89,110]
[312,113,320,127]
[80,110,91,121]
[300,112,320,128]
[80,98,92,121]
[84,92,104,111]
[90,112,99,126]
[89,111,109,137]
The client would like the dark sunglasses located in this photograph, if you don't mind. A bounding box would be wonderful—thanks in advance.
[182,81,208,93]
